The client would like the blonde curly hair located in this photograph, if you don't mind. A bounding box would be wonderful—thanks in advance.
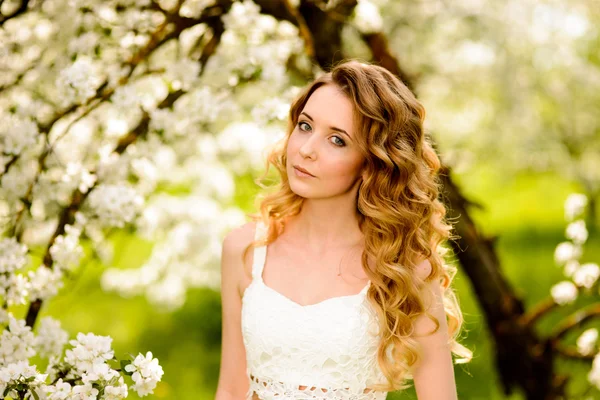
[244,59,472,392]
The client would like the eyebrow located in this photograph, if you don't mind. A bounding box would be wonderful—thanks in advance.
[300,112,352,140]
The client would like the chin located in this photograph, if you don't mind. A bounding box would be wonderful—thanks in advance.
[289,180,313,198]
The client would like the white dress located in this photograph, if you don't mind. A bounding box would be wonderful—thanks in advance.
[241,221,389,399]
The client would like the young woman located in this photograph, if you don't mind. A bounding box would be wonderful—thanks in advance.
[216,60,472,400]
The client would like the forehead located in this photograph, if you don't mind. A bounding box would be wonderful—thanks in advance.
[302,84,355,134]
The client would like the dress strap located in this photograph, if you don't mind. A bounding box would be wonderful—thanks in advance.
[251,220,268,280]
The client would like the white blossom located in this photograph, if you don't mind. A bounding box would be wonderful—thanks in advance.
[146,274,186,310]
[221,0,262,32]
[0,237,29,273]
[43,378,72,399]
[68,31,100,56]
[576,328,598,356]
[56,56,105,105]
[164,58,201,91]
[564,193,588,221]
[211,0,301,88]
[86,184,144,228]
[353,0,383,34]
[34,317,69,359]
[0,316,36,364]
[112,85,142,114]
[124,351,164,397]
[0,114,39,155]
[81,362,119,384]
[0,308,10,324]
[550,280,578,305]
[0,360,47,398]
[119,31,150,49]
[563,260,579,278]
[27,266,65,301]
[589,352,600,390]
[180,0,216,18]
[102,196,242,308]
[50,224,84,271]
[553,241,582,265]
[565,219,588,245]
[0,272,31,306]
[131,157,158,187]
[61,162,98,194]
[96,149,129,183]
[251,97,290,124]
[103,375,128,400]
[71,382,99,399]
[64,333,115,374]
[1,164,34,200]
[217,122,281,171]
[572,263,600,289]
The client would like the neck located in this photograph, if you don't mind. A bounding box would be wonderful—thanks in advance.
[286,180,364,250]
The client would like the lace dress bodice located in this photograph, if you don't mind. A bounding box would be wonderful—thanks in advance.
[241,221,389,399]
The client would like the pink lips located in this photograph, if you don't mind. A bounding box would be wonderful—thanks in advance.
[293,165,315,177]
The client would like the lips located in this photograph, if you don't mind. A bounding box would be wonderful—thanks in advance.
[293,165,315,177]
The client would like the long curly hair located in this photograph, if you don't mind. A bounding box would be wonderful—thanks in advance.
[243,59,472,392]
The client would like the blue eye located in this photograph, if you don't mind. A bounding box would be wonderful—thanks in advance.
[297,120,346,147]
[298,121,311,131]
[331,136,346,147]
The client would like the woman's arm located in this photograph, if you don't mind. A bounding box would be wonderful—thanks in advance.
[215,224,254,400]
[411,258,458,400]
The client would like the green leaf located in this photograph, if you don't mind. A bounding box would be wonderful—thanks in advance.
[30,389,40,400]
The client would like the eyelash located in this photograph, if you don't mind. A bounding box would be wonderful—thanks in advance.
[297,121,346,147]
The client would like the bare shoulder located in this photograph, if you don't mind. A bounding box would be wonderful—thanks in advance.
[223,221,257,255]
[222,221,259,297]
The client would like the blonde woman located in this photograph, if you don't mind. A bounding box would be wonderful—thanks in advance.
[216,60,472,400]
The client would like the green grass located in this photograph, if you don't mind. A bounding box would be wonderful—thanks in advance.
[11,164,598,399]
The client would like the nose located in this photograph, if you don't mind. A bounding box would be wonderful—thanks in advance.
[298,132,318,159]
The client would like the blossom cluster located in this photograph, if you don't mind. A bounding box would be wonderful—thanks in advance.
[547,194,600,390]
[205,0,305,88]
[0,311,163,399]
[101,194,246,310]
[0,237,63,306]
[550,194,600,304]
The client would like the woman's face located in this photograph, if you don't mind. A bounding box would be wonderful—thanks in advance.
[286,84,365,199]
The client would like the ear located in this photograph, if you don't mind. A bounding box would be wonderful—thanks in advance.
[414,257,433,281]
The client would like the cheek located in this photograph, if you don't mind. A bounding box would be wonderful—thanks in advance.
[286,131,301,157]
[324,156,363,180]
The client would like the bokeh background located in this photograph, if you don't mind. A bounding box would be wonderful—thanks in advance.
[1,0,599,399]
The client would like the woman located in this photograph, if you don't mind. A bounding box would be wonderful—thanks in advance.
[216,60,472,400]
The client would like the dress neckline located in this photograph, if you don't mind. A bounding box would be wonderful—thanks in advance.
[257,276,371,308]
[252,220,371,308]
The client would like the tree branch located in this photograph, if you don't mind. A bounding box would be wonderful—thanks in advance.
[554,342,596,361]
[360,32,415,93]
[519,297,559,327]
[548,302,600,342]
[282,0,315,59]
